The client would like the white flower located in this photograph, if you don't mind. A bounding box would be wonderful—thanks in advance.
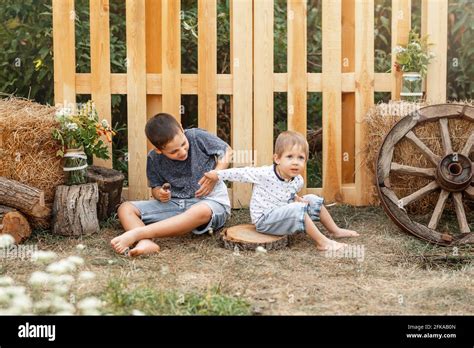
[101,119,110,128]
[0,288,11,304]
[31,250,58,264]
[51,274,75,285]
[0,234,15,248]
[131,309,145,316]
[55,107,73,119]
[255,246,267,254]
[52,284,71,296]
[393,46,406,54]
[78,297,102,315]
[33,300,52,313]
[28,272,52,287]
[4,286,26,297]
[76,244,86,251]
[50,296,75,313]
[78,271,96,282]
[0,276,14,286]
[46,259,76,274]
[65,122,78,131]
[67,256,84,266]
[10,294,32,314]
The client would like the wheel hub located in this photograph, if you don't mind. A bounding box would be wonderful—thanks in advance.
[436,153,472,192]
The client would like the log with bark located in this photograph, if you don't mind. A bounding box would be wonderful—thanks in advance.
[220,224,289,251]
[0,205,32,244]
[52,183,100,237]
[0,177,51,218]
[86,165,124,221]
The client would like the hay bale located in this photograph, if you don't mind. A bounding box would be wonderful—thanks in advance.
[0,97,65,213]
[364,100,474,215]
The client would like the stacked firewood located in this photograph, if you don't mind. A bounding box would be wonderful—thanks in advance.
[0,177,51,243]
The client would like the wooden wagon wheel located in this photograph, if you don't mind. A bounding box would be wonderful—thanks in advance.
[376,104,474,246]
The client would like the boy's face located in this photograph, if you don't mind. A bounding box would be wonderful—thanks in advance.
[155,130,190,161]
[273,145,307,180]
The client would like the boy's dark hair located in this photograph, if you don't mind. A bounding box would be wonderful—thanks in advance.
[145,113,183,149]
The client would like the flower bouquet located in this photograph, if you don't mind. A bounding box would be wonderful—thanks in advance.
[52,101,115,185]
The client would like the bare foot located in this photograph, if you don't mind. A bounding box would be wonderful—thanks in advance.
[330,228,359,238]
[111,229,140,254]
[316,240,347,252]
[129,239,160,257]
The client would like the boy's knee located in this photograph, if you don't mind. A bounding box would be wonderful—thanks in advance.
[189,204,212,223]
[118,202,140,218]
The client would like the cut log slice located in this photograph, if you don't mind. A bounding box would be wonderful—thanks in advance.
[0,205,32,244]
[221,224,289,251]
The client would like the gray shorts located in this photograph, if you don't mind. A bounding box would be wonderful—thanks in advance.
[131,198,229,235]
[255,194,324,236]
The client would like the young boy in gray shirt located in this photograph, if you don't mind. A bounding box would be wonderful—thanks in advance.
[111,113,232,256]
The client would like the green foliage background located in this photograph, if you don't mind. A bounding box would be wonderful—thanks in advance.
[0,0,472,186]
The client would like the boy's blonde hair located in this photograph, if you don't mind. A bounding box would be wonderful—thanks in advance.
[274,131,309,159]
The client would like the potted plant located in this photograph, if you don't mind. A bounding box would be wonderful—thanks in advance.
[394,30,435,101]
[52,101,115,185]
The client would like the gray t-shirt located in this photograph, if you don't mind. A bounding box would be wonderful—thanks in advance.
[146,128,230,211]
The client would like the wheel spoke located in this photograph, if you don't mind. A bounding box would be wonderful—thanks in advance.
[399,181,439,207]
[452,192,470,233]
[405,131,441,166]
[391,162,436,179]
[428,190,450,230]
[439,118,453,155]
[460,133,474,156]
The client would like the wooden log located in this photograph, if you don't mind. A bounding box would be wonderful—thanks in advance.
[0,205,32,244]
[86,166,125,221]
[0,177,51,218]
[220,224,289,251]
[52,183,100,237]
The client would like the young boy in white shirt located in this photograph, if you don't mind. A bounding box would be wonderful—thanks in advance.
[204,131,359,251]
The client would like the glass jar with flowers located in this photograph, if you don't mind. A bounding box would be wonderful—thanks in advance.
[394,30,435,101]
[52,101,115,185]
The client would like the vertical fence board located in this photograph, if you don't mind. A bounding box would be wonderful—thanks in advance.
[423,0,448,103]
[254,0,274,167]
[341,0,355,186]
[146,0,162,151]
[162,0,181,120]
[354,0,374,205]
[287,0,307,188]
[90,0,112,168]
[231,0,253,207]
[391,0,411,100]
[198,0,217,134]
[53,0,76,108]
[126,0,148,199]
[322,0,342,202]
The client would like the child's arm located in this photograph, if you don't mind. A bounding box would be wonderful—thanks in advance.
[204,166,265,184]
[196,146,232,198]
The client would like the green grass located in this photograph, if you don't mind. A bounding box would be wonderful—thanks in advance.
[102,279,251,316]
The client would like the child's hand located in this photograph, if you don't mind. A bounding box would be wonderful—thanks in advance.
[294,195,309,203]
[157,186,171,202]
[196,171,218,198]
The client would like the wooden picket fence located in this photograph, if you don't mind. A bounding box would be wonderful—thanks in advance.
[52,0,449,207]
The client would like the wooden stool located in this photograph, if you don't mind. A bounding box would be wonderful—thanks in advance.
[220,224,289,251]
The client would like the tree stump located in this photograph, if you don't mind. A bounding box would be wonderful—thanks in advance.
[0,205,31,244]
[220,224,289,251]
[52,183,100,237]
[86,166,125,221]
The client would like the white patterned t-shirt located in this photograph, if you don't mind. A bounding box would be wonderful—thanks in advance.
[217,165,304,223]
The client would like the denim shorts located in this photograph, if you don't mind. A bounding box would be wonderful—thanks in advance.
[255,194,324,236]
[131,198,230,235]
